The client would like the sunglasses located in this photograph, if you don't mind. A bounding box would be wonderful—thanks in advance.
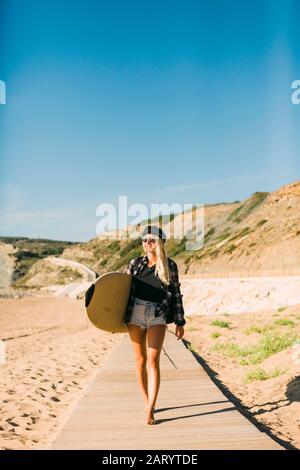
[142,237,157,244]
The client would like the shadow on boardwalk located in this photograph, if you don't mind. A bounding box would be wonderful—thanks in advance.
[49,330,284,450]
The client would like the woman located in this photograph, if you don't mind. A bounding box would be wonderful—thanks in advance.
[124,225,186,425]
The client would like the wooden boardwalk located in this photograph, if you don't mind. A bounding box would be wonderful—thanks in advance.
[50,331,282,450]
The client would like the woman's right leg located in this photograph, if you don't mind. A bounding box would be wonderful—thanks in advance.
[127,323,148,405]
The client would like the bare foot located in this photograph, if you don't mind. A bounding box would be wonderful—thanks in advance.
[145,404,156,425]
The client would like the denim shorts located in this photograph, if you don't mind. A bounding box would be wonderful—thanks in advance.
[128,297,167,330]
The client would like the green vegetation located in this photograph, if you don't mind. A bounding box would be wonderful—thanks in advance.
[211,331,221,339]
[99,258,108,266]
[0,236,78,254]
[183,253,195,265]
[238,226,253,237]
[106,237,143,271]
[57,267,84,283]
[167,236,187,257]
[240,330,298,365]
[120,238,140,256]
[210,320,231,328]
[204,226,216,243]
[216,230,231,242]
[244,367,286,383]
[245,324,274,335]
[244,192,269,216]
[227,205,244,221]
[211,329,298,366]
[111,248,142,271]
[107,240,120,254]
[211,342,254,358]
[227,226,254,243]
[195,250,207,261]
[209,249,220,259]
[257,219,268,227]
[227,192,269,223]
[224,244,237,254]
[274,319,295,327]
[277,306,286,312]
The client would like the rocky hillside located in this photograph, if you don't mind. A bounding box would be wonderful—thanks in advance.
[15,258,85,288]
[184,181,300,276]
[60,180,300,277]
[0,242,16,289]
[0,237,80,289]
[3,180,299,289]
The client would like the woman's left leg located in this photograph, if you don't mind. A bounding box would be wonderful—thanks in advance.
[146,324,167,409]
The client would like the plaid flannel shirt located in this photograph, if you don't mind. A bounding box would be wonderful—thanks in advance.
[123,255,186,327]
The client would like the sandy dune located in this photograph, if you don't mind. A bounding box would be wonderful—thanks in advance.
[181,275,300,316]
[184,305,300,449]
[0,296,122,450]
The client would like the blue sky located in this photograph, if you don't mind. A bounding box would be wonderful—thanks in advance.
[0,0,299,242]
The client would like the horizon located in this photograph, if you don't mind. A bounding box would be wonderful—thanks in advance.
[1,177,298,244]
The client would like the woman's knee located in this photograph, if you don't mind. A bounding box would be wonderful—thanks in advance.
[146,353,160,367]
[136,355,147,367]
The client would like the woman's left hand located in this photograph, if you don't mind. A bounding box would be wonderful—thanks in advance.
[175,325,184,340]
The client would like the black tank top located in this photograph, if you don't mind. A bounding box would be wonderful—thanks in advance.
[133,264,165,302]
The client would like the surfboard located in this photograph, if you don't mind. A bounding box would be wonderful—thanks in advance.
[84,272,132,333]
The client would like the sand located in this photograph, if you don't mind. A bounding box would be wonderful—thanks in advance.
[0,296,123,450]
[180,275,300,316]
[1,276,300,450]
[183,304,300,449]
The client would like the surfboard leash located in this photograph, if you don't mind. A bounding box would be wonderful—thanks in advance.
[162,346,178,369]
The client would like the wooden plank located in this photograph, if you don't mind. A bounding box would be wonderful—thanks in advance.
[49,331,282,450]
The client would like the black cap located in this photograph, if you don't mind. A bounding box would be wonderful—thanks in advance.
[141,225,166,243]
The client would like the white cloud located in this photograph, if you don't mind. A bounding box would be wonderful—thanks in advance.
[157,176,244,193]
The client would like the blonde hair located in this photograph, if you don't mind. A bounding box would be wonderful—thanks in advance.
[143,235,170,286]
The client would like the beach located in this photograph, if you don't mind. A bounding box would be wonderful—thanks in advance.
[1,275,300,450]
[0,296,123,450]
